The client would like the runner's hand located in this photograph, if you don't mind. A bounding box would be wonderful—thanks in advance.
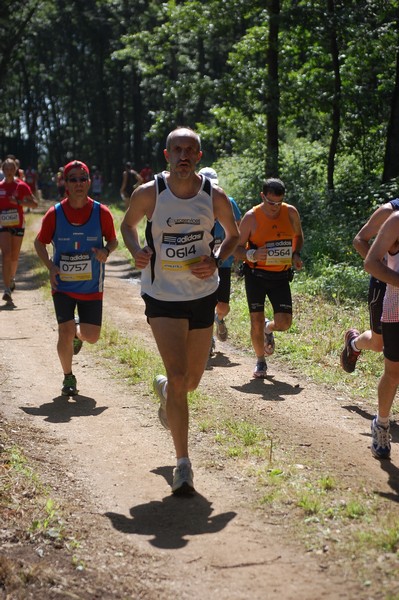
[92,247,110,263]
[133,246,153,269]
[190,255,217,279]
[49,263,60,288]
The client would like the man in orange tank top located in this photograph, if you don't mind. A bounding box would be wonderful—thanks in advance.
[235,178,304,378]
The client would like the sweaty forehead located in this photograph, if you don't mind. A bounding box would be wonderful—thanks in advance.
[169,132,200,151]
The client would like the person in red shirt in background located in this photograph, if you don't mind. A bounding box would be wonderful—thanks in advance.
[0,157,38,306]
[34,160,118,397]
[25,166,39,200]
[55,167,66,200]
[139,164,153,183]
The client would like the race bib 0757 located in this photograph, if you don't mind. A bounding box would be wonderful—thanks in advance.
[59,253,92,281]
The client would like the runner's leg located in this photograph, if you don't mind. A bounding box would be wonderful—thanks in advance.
[0,231,13,290]
[149,317,191,459]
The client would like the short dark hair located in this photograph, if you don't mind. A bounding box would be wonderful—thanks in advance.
[263,178,285,196]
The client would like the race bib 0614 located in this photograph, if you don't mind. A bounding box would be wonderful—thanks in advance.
[161,231,203,271]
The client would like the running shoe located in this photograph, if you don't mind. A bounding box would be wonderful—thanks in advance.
[370,417,391,459]
[10,280,16,292]
[73,315,83,355]
[264,319,275,356]
[172,463,195,495]
[153,375,169,430]
[253,360,267,379]
[215,315,228,342]
[340,328,361,373]
[2,290,13,306]
[209,336,216,358]
[61,374,78,397]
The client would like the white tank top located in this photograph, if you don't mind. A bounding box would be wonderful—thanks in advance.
[140,171,218,301]
[382,251,399,322]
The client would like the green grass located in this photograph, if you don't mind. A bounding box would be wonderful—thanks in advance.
[227,270,384,409]
[93,320,163,385]
[1,439,70,546]
[214,419,272,459]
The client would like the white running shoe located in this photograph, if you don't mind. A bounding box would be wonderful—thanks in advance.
[172,463,195,495]
[371,417,391,459]
[2,289,13,306]
[153,375,169,430]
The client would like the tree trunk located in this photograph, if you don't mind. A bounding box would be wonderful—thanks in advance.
[265,0,280,178]
[327,0,341,192]
[383,44,399,182]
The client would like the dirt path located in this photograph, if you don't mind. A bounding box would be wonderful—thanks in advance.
[1,225,399,599]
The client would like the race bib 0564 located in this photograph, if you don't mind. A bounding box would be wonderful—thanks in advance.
[265,239,293,266]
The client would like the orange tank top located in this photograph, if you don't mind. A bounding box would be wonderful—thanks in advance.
[246,203,295,272]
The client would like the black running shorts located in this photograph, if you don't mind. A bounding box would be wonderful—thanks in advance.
[368,276,386,335]
[217,267,232,304]
[244,269,292,314]
[142,291,217,330]
[53,292,103,326]
[0,227,24,237]
[382,322,399,362]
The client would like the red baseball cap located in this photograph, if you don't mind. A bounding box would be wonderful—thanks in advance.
[64,160,90,178]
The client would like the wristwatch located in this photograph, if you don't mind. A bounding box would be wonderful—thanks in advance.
[246,248,257,262]
[213,255,224,268]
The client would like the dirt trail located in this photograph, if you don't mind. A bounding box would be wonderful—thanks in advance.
[1,224,399,599]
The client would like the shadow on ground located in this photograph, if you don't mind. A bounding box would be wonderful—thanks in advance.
[343,404,399,502]
[232,377,303,402]
[20,395,107,423]
[105,465,237,549]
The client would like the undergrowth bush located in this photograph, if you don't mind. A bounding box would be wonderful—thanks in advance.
[294,263,368,303]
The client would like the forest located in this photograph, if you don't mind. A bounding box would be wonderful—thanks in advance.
[1,0,399,288]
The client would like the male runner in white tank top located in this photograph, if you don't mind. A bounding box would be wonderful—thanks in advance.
[121,127,239,495]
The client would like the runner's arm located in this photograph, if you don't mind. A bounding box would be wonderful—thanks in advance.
[364,212,399,286]
[34,237,60,288]
[234,211,256,261]
[120,171,127,196]
[288,205,304,270]
[96,206,118,261]
[212,188,239,262]
[353,203,394,259]
[190,187,239,280]
[120,183,155,269]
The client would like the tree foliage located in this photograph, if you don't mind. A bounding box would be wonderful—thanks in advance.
[0,0,398,202]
